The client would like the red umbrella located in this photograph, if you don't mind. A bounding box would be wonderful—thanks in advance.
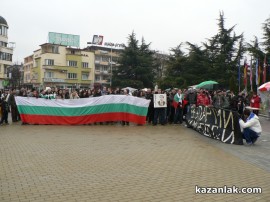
[258,82,270,91]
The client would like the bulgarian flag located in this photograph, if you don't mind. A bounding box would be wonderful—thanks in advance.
[15,95,150,125]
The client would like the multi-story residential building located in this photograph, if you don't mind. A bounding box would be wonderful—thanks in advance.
[85,45,122,87]
[23,54,34,88]
[0,16,13,89]
[24,43,95,89]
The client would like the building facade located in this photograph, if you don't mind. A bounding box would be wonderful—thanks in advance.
[0,16,13,89]
[23,43,95,90]
[86,45,122,87]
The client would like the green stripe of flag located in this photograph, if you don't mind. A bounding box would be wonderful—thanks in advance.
[17,103,148,117]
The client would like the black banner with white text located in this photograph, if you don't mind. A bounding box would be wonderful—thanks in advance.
[186,106,243,145]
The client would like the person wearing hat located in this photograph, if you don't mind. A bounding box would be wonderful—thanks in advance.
[239,109,262,145]
[44,87,56,99]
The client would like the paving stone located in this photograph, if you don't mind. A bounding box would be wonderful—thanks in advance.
[0,122,270,201]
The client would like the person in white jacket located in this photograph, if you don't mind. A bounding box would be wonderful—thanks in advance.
[239,109,262,145]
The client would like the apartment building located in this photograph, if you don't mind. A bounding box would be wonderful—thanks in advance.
[24,43,95,89]
[0,16,13,89]
[86,45,122,87]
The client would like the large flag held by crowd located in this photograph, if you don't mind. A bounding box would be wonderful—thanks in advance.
[15,95,150,125]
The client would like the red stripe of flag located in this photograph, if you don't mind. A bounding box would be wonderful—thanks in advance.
[20,113,147,125]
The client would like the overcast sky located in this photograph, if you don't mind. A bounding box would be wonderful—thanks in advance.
[1,0,270,63]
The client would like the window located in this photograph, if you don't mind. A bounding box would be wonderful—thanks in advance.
[95,75,101,81]
[4,66,8,74]
[0,41,8,47]
[95,66,100,71]
[0,26,8,36]
[82,73,89,80]
[102,56,109,62]
[67,73,77,79]
[44,59,54,66]
[101,65,108,72]
[52,45,59,53]
[82,62,89,68]
[67,60,77,67]
[45,72,54,78]
[0,52,12,61]
[95,55,102,61]
[25,73,30,81]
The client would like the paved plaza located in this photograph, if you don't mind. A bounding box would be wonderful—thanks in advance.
[1,119,270,202]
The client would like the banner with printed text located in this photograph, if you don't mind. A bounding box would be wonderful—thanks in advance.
[186,106,243,145]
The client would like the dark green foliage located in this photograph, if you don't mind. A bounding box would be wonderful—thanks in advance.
[262,17,270,55]
[229,75,237,93]
[113,13,270,91]
[112,32,156,89]
[160,11,245,90]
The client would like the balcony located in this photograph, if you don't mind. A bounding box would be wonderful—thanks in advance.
[100,61,109,66]
[43,78,65,83]
[42,65,68,72]
[101,70,109,75]
[95,70,111,75]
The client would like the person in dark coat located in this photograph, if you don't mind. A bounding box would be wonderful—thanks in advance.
[0,96,9,125]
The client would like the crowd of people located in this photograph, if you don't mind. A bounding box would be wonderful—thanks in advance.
[0,86,263,145]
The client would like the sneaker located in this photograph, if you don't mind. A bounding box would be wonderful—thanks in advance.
[246,142,253,146]
[252,138,258,144]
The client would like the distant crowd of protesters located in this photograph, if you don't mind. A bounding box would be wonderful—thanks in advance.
[0,86,261,127]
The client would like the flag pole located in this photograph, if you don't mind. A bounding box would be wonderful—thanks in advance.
[238,59,241,93]
[250,56,253,92]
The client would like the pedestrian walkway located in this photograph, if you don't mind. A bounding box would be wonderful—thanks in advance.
[0,124,270,202]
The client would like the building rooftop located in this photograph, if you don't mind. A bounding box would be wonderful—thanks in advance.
[0,16,8,26]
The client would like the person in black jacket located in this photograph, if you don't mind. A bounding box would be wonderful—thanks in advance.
[145,89,154,124]
[0,96,9,125]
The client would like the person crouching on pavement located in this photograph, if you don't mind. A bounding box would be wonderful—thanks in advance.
[239,109,262,145]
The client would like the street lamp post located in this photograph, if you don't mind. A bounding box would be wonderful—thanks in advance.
[110,46,112,87]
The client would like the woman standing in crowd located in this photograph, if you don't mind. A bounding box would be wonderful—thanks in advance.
[70,89,80,99]
[250,91,261,115]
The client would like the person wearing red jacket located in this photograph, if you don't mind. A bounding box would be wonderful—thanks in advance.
[250,92,261,115]
[197,90,210,106]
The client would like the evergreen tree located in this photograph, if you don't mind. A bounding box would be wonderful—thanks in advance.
[246,36,264,59]
[246,36,265,90]
[162,12,245,89]
[112,32,156,89]
[261,17,270,83]
[159,44,187,89]
[203,11,244,88]
[262,17,270,55]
